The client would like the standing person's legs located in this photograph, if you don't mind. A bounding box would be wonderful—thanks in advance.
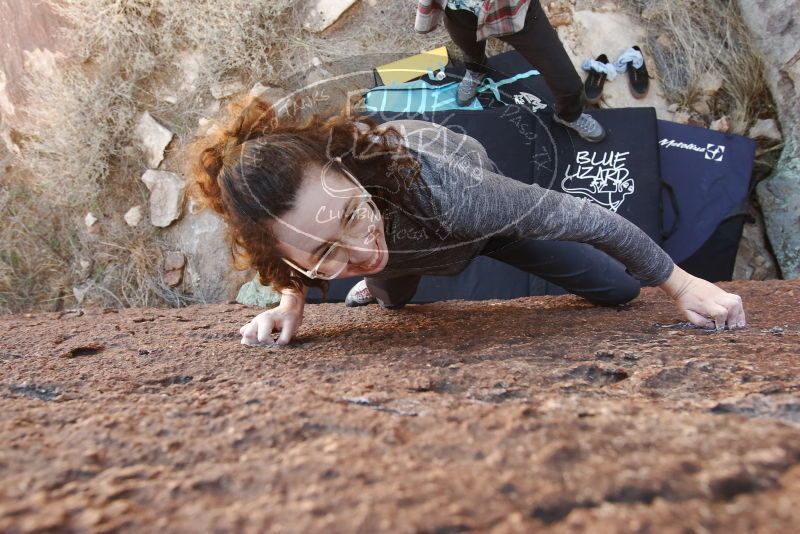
[481,236,641,306]
[442,8,488,73]
[442,1,603,140]
[498,0,584,121]
[443,8,491,106]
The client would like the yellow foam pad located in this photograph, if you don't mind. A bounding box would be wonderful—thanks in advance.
[375,47,450,86]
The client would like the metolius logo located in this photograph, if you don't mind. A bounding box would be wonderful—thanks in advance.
[659,138,726,163]
[704,143,725,162]
[659,138,706,153]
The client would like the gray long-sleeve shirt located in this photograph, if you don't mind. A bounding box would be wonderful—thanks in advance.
[369,119,675,286]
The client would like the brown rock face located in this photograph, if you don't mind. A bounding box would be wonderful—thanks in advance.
[163,251,186,287]
[1,280,799,532]
[736,0,800,279]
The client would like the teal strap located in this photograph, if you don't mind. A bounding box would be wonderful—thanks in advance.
[426,62,449,81]
[478,69,540,103]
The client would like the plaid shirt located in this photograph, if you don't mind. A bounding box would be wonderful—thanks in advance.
[415,0,531,41]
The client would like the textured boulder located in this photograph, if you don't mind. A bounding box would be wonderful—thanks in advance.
[749,118,782,142]
[171,208,252,302]
[733,210,780,280]
[134,112,174,169]
[303,0,359,32]
[0,281,798,532]
[83,212,97,227]
[140,170,185,228]
[123,205,143,227]
[236,277,281,308]
[756,144,800,279]
[162,251,186,288]
[736,0,800,279]
[210,78,245,100]
[0,68,14,117]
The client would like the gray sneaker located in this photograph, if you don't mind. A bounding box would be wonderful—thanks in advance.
[345,279,376,307]
[553,112,607,143]
[457,68,486,106]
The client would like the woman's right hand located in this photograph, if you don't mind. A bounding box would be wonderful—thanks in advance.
[239,290,305,346]
[659,266,745,330]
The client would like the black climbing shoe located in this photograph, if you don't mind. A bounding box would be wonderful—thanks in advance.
[584,53,610,105]
[628,45,650,99]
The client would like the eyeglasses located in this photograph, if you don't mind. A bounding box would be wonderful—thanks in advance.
[282,158,381,280]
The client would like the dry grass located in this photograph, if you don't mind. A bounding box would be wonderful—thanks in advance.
[81,224,196,309]
[0,161,194,313]
[20,67,138,204]
[0,173,75,314]
[18,0,304,204]
[623,0,775,134]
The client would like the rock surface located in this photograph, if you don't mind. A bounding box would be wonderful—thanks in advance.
[134,112,174,169]
[736,0,800,279]
[303,0,359,33]
[710,116,731,133]
[162,251,186,288]
[0,68,14,117]
[0,0,65,107]
[756,148,800,279]
[236,277,282,308]
[123,205,143,227]
[733,208,780,280]
[1,280,798,532]
[83,212,98,228]
[171,208,252,302]
[210,78,246,100]
[140,170,186,228]
[749,118,783,142]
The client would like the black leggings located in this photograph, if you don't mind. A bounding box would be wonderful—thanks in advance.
[365,237,642,309]
[443,0,585,121]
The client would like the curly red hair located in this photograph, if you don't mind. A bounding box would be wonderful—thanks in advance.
[187,94,419,295]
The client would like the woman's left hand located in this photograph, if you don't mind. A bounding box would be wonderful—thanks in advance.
[660,266,746,330]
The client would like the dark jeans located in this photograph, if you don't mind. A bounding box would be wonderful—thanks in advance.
[443,0,584,121]
[365,237,642,309]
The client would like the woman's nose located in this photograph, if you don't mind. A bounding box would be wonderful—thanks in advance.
[340,233,375,264]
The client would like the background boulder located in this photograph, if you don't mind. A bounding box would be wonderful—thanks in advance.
[736,0,800,279]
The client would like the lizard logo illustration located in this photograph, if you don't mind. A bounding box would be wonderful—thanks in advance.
[512,91,548,112]
[705,143,725,162]
[561,150,634,213]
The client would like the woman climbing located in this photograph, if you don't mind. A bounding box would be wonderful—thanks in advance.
[189,96,745,346]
